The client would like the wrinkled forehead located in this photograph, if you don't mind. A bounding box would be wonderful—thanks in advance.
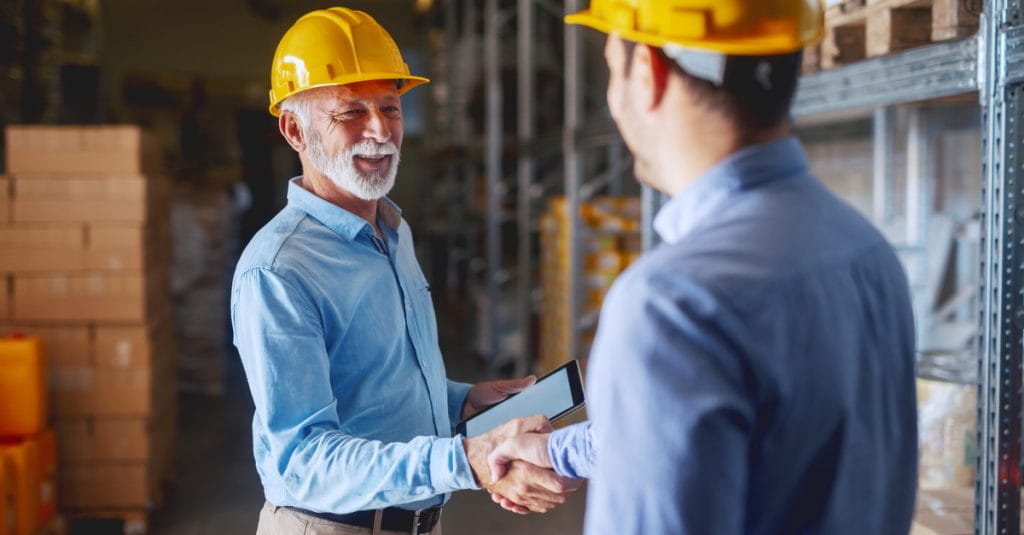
[310,81,401,110]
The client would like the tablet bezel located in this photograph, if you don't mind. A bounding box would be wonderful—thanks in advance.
[455,359,585,437]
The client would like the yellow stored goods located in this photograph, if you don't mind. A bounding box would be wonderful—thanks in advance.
[0,337,46,438]
[0,438,39,535]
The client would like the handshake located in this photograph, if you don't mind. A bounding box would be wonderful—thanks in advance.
[463,415,581,514]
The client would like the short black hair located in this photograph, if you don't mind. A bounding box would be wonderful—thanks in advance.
[621,40,802,132]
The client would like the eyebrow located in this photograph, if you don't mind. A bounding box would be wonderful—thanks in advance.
[327,96,399,110]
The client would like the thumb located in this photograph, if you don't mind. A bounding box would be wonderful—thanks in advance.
[488,441,514,480]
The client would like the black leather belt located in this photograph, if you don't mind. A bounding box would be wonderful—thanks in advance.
[285,505,442,534]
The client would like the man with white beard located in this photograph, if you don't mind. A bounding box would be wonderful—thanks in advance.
[232,8,578,535]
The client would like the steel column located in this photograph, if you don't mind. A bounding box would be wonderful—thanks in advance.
[485,0,502,366]
[564,0,584,361]
[976,0,1024,532]
[516,0,536,376]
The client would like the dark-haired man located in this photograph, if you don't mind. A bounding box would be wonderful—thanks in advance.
[487,1,918,534]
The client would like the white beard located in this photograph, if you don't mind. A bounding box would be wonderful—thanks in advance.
[305,129,400,201]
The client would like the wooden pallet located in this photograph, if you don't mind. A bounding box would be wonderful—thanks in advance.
[36,516,68,535]
[813,0,982,70]
[65,509,150,535]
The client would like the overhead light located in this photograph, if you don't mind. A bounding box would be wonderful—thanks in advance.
[415,0,434,13]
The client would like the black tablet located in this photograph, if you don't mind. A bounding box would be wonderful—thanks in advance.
[456,360,586,438]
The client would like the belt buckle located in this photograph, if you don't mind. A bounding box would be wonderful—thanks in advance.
[410,509,422,535]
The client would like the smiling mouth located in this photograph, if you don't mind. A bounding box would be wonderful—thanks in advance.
[354,152,389,160]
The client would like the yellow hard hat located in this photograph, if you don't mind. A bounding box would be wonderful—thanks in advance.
[268,7,430,116]
[565,0,825,56]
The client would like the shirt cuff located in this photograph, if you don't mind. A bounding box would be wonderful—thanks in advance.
[548,422,593,480]
[429,436,482,492]
[447,380,474,428]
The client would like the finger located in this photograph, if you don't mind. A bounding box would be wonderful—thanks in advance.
[501,499,529,515]
[513,414,553,434]
[494,375,537,394]
[526,467,574,495]
[501,498,530,514]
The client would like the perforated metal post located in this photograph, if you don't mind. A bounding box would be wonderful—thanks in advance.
[976,0,1024,533]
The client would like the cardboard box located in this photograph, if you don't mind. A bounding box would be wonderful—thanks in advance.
[54,415,166,463]
[59,463,154,509]
[49,363,173,417]
[0,274,8,321]
[5,126,161,175]
[0,223,163,273]
[0,225,88,272]
[95,323,167,369]
[0,324,90,367]
[0,177,9,223]
[13,273,161,323]
[12,176,157,224]
[86,224,167,272]
[911,488,975,535]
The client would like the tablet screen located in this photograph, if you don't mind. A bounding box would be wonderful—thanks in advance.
[463,365,579,438]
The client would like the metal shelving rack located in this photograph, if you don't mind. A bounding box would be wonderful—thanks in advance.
[791,0,1022,530]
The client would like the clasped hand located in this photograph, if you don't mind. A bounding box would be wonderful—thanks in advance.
[463,415,580,515]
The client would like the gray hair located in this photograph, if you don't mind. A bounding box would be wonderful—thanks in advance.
[278,88,323,131]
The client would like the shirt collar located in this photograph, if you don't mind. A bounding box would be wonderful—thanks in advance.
[286,177,403,241]
[653,136,808,244]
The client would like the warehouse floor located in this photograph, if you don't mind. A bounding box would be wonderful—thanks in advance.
[69,295,588,535]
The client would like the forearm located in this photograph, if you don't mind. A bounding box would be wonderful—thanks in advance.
[275,428,480,512]
[547,421,595,479]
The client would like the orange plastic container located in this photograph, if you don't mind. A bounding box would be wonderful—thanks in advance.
[0,337,46,437]
[0,454,14,535]
[34,431,56,528]
[0,438,40,535]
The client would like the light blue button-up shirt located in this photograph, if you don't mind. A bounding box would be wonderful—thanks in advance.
[549,138,917,534]
[231,177,479,514]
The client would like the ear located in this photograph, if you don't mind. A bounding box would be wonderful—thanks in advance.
[631,44,670,111]
[279,112,306,152]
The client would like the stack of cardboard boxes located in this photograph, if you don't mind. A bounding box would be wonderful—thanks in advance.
[0,336,58,535]
[0,125,176,514]
[538,196,642,373]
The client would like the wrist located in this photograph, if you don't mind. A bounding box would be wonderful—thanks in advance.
[463,436,493,487]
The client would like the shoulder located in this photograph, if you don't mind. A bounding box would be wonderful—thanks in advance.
[233,207,330,287]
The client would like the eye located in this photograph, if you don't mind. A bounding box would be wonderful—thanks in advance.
[382,106,401,116]
[333,109,365,121]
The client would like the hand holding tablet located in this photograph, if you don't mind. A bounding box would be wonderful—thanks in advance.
[456,360,586,438]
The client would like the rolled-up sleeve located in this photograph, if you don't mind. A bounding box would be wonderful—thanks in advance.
[232,268,478,513]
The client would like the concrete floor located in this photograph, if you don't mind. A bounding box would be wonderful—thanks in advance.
[69,294,586,535]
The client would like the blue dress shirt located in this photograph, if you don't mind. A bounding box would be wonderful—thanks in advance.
[549,138,917,534]
[231,177,479,514]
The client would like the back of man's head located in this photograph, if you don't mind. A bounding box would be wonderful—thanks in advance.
[621,40,803,133]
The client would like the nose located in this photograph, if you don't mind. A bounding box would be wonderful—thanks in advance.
[363,109,391,144]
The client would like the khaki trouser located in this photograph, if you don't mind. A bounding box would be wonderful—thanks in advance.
[257,502,443,535]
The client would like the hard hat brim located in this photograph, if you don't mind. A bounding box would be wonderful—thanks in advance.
[565,9,822,56]
[269,74,431,117]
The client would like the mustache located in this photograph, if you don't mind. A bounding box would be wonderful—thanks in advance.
[348,141,398,158]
